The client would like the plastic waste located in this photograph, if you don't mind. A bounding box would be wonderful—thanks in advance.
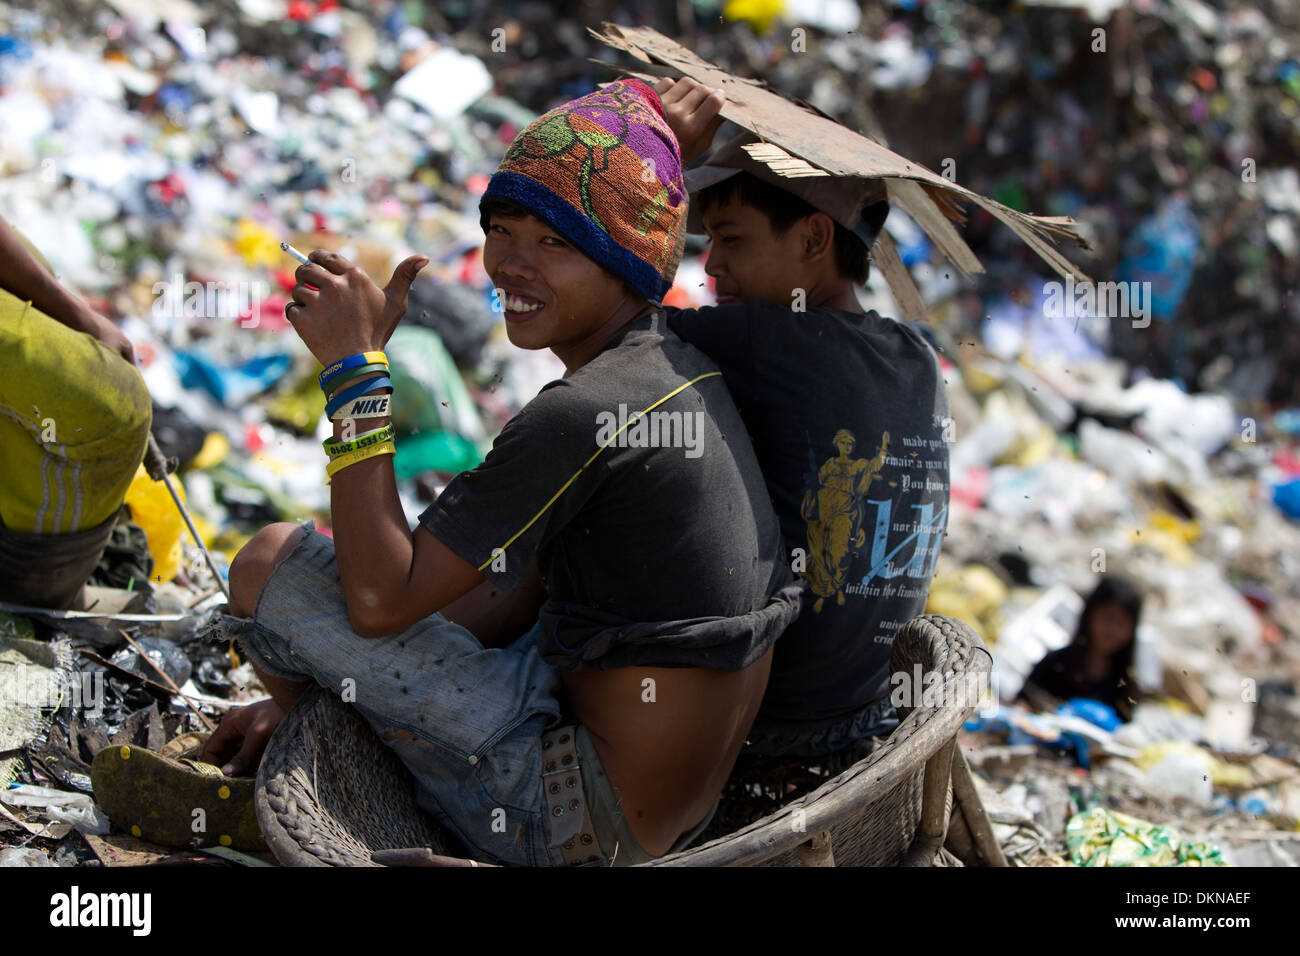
[174,350,295,407]
[987,584,1082,701]
[984,287,1107,363]
[1077,419,1176,486]
[109,636,193,688]
[150,402,210,469]
[787,0,862,33]
[386,326,489,475]
[869,33,933,89]
[123,466,187,585]
[0,847,57,866]
[1066,807,1225,866]
[924,563,1008,645]
[1058,699,1122,732]
[883,205,933,266]
[392,47,491,119]
[0,783,111,835]
[393,432,484,482]
[722,0,785,34]
[1112,702,1206,749]
[1139,749,1215,807]
[1275,409,1300,436]
[1117,195,1200,323]
[1273,478,1300,520]
[1127,378,1237,458]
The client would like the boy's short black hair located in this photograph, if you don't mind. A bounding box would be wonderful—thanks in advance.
[481,195,538,227]
[696,172,871,285]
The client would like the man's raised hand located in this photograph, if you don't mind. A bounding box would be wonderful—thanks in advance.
[654,77,726,164]
[284,250,429,367]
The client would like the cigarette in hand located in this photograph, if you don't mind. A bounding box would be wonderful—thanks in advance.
[281,241,310,265]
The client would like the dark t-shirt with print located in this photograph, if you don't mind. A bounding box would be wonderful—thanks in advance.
[668,302,950,755]
[419,311,801,672]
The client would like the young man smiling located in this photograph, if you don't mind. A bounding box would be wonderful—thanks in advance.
[655,79,952,762]
[198,79,800,866]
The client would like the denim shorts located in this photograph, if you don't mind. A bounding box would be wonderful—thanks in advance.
[211,521,583,866]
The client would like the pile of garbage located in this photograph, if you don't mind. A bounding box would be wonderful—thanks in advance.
[712,0,1300,405]
[928,342,1300,865]
[0,0,1298,867]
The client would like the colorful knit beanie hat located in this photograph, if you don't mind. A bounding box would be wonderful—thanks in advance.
[479,78,687,305]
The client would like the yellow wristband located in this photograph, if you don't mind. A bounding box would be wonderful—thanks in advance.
[325,439,396,478]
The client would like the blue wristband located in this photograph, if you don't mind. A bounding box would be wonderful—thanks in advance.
[324,375,392,418]
[318,351,388,389]
[321,361,389,395]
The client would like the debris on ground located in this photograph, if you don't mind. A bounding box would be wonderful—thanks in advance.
[1,0,1297,867]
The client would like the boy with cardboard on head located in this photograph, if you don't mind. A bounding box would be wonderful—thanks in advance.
[656,78,951,763]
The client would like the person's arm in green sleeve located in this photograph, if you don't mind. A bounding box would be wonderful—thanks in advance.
[0,216,136,364]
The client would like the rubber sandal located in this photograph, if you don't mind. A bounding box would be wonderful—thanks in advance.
[91,743,267,852]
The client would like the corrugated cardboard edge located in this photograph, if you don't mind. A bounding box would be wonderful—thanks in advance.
[593,22,1094,322]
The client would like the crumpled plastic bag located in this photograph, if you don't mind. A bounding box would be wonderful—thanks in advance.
[0,847,57,867]
[0,783,111,835]
[1134,741,1254,789]
[1066,807,1225,867]
[124,465,187,584]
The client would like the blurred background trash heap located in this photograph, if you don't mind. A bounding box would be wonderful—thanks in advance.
[0,0,1297,866]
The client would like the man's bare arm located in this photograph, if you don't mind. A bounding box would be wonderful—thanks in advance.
[0,216,135,362]
[441,563,546,648]
[283,248,486,637]
[323,389,484,637]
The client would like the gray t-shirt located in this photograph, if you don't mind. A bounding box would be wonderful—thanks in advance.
[419,312,801,671]
[668,302,950,754]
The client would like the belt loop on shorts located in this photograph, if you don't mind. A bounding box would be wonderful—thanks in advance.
[540,725,602,866]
